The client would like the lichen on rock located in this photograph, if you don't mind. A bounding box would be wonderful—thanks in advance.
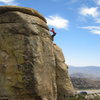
[0,6,75,100]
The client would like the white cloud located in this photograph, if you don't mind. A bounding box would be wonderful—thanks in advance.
[0,0,18,5]
[90,30,100,34]
[79,6,100,24]
[93,0,100,5]
[80,7,100,17]
[46,15,69,29]
[82,26,100,30]
[81,26,100,34]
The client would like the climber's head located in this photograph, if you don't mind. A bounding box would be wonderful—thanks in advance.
[52,28,54,30]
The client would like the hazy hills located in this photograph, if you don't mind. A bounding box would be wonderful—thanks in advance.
[71,77,100,89]
[69,66,100,79]
[69,66,100,89]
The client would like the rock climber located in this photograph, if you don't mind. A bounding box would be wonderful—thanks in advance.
[50,28,56,41]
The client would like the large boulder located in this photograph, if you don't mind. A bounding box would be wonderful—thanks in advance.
[0,6,75,100]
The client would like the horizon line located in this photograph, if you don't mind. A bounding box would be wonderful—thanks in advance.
[68,65,100,67]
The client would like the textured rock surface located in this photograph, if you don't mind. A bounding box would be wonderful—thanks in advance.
[54,45,75,100]
[0,6,75,100]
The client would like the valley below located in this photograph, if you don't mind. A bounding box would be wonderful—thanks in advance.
[69,66,100,92]
[77,89,100,94]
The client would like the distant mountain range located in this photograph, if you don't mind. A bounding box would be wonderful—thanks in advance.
[68,66,100,89]
[69,66,100,79]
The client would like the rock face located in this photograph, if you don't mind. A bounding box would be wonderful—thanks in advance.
[0,6,75,100]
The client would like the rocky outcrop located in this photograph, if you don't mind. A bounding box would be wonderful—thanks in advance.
[0,6,75,100]
[54,45,75,100]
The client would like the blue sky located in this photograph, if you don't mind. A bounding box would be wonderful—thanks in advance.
[0,0,100,66]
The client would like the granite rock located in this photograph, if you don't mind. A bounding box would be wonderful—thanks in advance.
[0,6,75,100]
